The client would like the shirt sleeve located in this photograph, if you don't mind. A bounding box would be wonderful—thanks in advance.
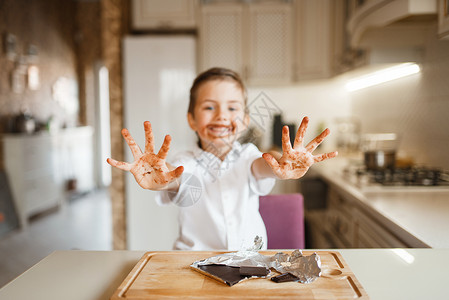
[155,190,172,206]
[155,171,199,207]
[243,143,276,195]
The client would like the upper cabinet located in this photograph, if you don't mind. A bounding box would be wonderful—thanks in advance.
[132,0,335,84]
[247,3,294,85]
[199,3,244,77]
[199,1,293,85]
[438,0,449,39]
[129,0,446,83]
[331,0,439,74]
[131,0,198,30]
[346,0,437,48]
[295,0,333,80]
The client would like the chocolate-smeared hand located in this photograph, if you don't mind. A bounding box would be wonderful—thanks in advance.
[262,116,337,180]
[107,121,184,190]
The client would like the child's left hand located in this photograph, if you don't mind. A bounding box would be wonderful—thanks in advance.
[262,116,338,180]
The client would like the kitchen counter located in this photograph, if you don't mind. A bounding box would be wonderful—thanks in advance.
[311,157,449,248]
[1,249,448,300]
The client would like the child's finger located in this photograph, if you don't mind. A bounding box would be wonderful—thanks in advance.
[144,121,155,153]
[262,153,280,173]
[313,151,338,163]
[281,126,293,153]
[122,128,143,160]
[306,128,330,153]
[168,166,184,181]
[293,116,309,149]
[157,135,172,159]
[106,157,131,171]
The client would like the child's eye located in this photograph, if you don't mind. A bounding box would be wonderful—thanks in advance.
[229,107,238,112]
[204,106,214,110]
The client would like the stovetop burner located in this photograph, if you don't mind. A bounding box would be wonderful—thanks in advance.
[361,168,449,186]
[344,166,449,188]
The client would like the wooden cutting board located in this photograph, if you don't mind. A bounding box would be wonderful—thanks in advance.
[110,251,369,299]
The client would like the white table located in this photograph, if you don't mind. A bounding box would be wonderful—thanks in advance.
[0,249,448,300]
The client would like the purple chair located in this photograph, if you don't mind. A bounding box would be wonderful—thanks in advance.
[259,194,305,249]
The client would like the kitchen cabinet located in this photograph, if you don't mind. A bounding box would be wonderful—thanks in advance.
[353,206,408,248]
[2,127,94,228]
[345,0,438,55]
[199,3,244,76]
[307,158,446,249]
[346,0,437,48]
[331,0,368,74]
[2,133,62,228]
[331,0,437,74]
[438,0,449,39]
[307,185,410,248]
[294,0,333,80]
[332,185,411,248]
[131,0,198,30]
[199,1,293,85]
[324,188,356,248]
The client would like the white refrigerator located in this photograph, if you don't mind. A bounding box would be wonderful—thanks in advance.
[123,36,197,250]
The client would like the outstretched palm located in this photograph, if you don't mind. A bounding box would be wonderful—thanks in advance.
[107,121,184,190]
[263,117,337,180]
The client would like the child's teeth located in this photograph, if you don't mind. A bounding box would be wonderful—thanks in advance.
[210,126,230,135]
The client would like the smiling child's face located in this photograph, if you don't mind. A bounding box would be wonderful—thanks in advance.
[187,79,249,156]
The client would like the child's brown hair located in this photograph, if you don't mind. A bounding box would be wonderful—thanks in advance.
[188,67,248,116]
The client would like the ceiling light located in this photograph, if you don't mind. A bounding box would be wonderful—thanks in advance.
[345,63,420,92]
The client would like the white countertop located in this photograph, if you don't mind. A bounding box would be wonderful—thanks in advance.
[312,157,449,248]
[1,249,448,300]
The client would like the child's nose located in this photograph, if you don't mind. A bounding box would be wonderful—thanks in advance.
[216,106,230,120]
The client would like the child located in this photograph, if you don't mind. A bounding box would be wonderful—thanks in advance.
[107,67,337,251]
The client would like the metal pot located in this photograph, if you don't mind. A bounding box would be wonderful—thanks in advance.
[360,133,398,170]
[14,113,36,134]
[364,150,396,170]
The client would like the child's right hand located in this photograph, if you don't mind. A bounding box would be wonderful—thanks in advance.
[107,121,184,191]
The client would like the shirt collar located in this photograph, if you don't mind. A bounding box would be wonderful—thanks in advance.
[193,140,242,161]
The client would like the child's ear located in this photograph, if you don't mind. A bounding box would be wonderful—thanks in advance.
[243,113,250,129]
[187,113,197,131]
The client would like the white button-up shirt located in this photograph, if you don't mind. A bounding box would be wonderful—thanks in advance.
[156,142,275,251]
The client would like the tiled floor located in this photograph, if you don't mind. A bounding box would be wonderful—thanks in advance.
[0,189,112,288]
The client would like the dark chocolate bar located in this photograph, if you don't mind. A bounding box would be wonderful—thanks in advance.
[239,266,269,277]
[198,264,269,286]
[271,272,300,283]
[198,264,243,286]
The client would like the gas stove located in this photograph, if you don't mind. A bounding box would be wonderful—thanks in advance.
[342,165,449,191]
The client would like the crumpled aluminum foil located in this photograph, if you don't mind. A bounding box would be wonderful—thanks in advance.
[270,250,322,284]
[191,236,321,284]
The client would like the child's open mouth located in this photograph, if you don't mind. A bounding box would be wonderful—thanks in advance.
[207,125,234,137]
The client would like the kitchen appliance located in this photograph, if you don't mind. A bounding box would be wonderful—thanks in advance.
[343,164,449,190]
[360,133,398,170]
[271,114,295,150]
[123,36,197,250]
[14,112,36,133]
